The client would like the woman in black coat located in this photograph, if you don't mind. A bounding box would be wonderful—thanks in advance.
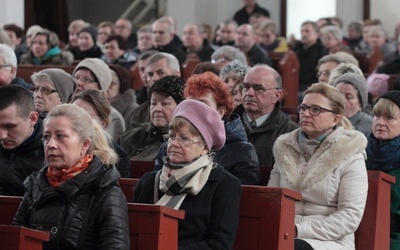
[12,104,129,250]
[134,100,242,249]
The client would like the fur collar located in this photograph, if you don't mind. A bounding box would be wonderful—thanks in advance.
[273,127,367,191]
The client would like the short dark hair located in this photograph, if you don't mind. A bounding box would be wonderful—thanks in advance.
[3,24,24,38]
[0,85,34,118]
[105,35,127,51]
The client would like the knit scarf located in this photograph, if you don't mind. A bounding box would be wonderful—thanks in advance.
[46,154,93,188]
[298,130,330,162]
[366,135,400,172]
[155,155,213,210]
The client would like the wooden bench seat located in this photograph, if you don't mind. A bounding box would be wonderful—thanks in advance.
[130,160,155,179]
[17,65,75,83]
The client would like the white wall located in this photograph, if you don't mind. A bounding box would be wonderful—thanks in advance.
[0,0,24,28]
[371,0,400,39]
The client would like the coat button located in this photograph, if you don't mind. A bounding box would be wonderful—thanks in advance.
[50,227,58,234]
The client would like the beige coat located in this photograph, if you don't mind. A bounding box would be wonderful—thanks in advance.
[268,127,368,250]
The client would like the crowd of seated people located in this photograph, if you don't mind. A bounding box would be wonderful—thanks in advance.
[2,4,400,248]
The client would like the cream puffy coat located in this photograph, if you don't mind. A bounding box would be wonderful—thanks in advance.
[268,127,368,250]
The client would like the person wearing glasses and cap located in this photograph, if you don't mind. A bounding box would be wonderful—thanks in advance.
[235,64,298,167]
[31,68,76,119]
[268,83,368,250]
[134,99,241,249]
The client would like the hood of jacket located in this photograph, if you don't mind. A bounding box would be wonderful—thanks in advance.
[224,113,248,144]
[273,127,367,191]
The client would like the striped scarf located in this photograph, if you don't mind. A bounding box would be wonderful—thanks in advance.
[155,155,213,209]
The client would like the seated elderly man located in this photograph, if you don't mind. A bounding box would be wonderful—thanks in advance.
[0,44,31,90]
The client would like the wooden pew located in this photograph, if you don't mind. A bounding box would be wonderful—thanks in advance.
[0,196,22,225]
[129,66,144,91]
[0,225,49,250]
[17,65,75,83]
[234,186,301,250]
[278,51,299,108]
[128,203,185,250]
[0,196,184,250]
[355,170,396,250]
[354,48,384,74]
[181,57,201,81]
[130,160,155,179]
[269,52,285,71]
[119,178,139,202]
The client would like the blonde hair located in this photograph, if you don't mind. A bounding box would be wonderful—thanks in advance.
[373,98,400,119]
[304,83,353,130]
[44,104,118,166]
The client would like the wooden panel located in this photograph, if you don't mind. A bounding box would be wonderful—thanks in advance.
[233,186,301,250]
[119,178,139,202]
[0,196,22,225]
[130,160,155,179]
[355,170,396,250]
[128,203,185,250]
[278,51,299,108]
[17,65,75,83]
[0,226,49,250]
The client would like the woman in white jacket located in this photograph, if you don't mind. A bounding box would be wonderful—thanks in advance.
[268,83,368,250]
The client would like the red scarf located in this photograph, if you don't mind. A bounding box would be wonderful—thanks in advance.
[46,155,93,188]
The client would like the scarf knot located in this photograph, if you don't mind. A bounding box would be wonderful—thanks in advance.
[46,154,93,188]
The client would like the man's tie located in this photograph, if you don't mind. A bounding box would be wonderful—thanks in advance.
[250,120,257,129]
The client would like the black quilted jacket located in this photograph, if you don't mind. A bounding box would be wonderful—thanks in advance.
[12,156,130,250]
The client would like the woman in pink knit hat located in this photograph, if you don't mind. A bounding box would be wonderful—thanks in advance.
[134,99,242,249]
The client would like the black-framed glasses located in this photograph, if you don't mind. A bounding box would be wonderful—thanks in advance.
[297,104,335,116]
[31,86,58,95]
[240,82,278,94]
[73,76,96,84]
[163,134,202,147]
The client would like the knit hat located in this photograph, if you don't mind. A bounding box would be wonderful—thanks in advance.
[219,59,250,79]
[333,73,368,109]
[73,58,112,90]
[172,99,225,151]
[41,68,76,103]
[109,64,133,94]
[367,73,389,98]
[149,76,185,104]
[78,25,98,43]
[377,90,400,109]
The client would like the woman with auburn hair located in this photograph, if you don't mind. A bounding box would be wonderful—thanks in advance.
[155,71,259,185]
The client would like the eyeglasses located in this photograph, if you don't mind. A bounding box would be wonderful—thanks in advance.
[211,57,229,64]
[31,86,58,95]
[110,81,120,87]
[297,104,336,116]
[240,83,278,94]
[0,64,11,69]
[316,70,330,78]
[163,134,202,147]
[73,76,96,84]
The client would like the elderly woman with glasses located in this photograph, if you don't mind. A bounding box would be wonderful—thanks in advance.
[134,99,242,249]
[268,83,368,250]
[31,68,76,118]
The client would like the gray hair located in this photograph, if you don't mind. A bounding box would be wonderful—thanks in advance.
[0,44,17,77]
[320,25,343,41]
[328,63,363,84]
[211,46,248,65]
[219,60,250,79]
[136,24,152,37]
[147,52,180,74]
[318,52,359,69]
